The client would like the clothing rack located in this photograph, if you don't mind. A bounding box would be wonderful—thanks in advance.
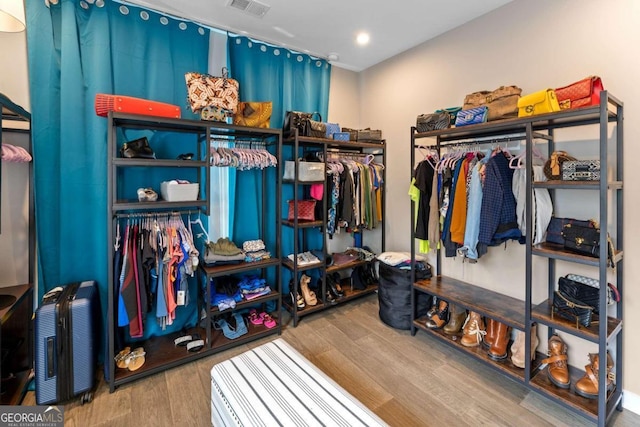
[420,131,552,150]
[208,136,278,148]
[113,209,202,219]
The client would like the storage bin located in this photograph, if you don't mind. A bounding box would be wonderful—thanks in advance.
[160,181,199,201]
[283,161,325,181]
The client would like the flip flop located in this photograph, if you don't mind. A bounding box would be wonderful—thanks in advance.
[248,309,263,326]
[262,313,277,329]
[115,346,131,369]
[126,347,146,371]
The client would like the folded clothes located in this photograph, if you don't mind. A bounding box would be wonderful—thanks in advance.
[377,251,426,266]
[207,237,243,256]
[242,239,266,253]
[204,252,246,265]
[244,286,272,301]
[245,250,271,262]
[287,251,320,266]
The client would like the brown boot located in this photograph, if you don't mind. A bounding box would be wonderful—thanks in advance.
[511,324,539,369]
[482,318,497,349]
[425,300,449,329]
[443,304,467,335]
[575,352,614,399]
[426,298,438,319]
[460,312,485,347]
[542,335,570,389]
[488,321,510,360]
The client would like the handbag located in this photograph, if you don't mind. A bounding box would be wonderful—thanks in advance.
[552,290,595,328]
[545,217,595,245]
[555,76,604,110]
[185,68,239,114]
[233,102,272,128]
[416,112,450,132]
[517,89,561,117]
[561,160,600,181]
[558,276,600,314]
[324,122,340,138]
[120,137,156,159]
[543,150,577,180]
[463,86,522,121]
[454,106,488,127]
[287,200,317,221]
[283,111,320,137]
[565,273,621,305]
[304,119,327,138]
[562,223,616,267]
[434,107,462,126]
[341,127,358,141]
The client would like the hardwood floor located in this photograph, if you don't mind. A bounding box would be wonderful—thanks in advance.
[22,294,640,426]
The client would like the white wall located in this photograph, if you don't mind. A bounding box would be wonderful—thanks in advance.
[332,0,640,403]
[0,30,31,287]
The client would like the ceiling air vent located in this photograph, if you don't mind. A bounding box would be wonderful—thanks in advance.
[226,0,271,18]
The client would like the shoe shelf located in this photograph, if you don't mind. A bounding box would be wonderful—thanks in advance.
[281,219,324,228]
[209,321,281,351]
[112,199,209,211]
[531,300,622,344]
[529,365,622,423]
[533,180,623,190]
[283,300,328,318]
[413,276,526,330]
[201,258,281,278]
[113,326,209,388]
[334,283,378,303]
[282,179,324,185]
[282,258,324,272]
[413,316,546,384]
[209,292,281,315]
[326,259,368,274]
[282,282,378,319]
[532,243,623,267]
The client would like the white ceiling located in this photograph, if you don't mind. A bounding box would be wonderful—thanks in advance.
[124,0,513,72]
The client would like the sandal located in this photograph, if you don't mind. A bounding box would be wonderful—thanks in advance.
[126,347,146,371]
[262,313,277,329]
[248,309,264,326]
[115,346,131,369]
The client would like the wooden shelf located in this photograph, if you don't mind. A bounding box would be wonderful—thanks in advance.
[281,219,324,228]
[283,135,385,149]
[413,276,526,329]
[533,180,623,190]
[532,242,623,267]
[209,320,281,350]
[326,259,368,273]
[283,285,378,319]
[413,316,545,384]
[0,370,31,405]
[529,365,621,422]
[282,179,325,185]
[113,199,208,211]
[113,158,208,168]
[282,258,324,272]
[209,292,280,314]
[532,300,622,343]
[201,258,280,278]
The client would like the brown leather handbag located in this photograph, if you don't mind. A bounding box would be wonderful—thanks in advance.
[463,85,522,121]
[543,150,577,180]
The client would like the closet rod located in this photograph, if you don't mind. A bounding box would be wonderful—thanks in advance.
[113,209,201,219]
[416,131,552,149]
[207,136,277,147]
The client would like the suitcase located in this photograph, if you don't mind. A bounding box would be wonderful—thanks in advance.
[35,281,99,405]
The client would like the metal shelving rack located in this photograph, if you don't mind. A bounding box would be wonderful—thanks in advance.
[409,92,623,426]
[106,112,282,391]
[281,131,386,326]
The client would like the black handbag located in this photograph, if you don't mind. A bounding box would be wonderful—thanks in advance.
[304,119,327,138]
[545,217,595,245]
[558,276,600,314]
[120,137,156,159]
[282,111,321,137]
[416,112,450,132]
[552,290,595,328]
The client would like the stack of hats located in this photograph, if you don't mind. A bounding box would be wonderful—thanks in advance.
[204,238,245,266]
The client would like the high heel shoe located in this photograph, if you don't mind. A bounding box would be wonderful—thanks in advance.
[289,279,305,309]
[327,274,344,298]
[300,274,317,306]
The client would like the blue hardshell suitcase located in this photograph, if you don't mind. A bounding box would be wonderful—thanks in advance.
[35,281,99,405]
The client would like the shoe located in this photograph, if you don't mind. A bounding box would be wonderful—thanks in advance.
[290,290,305,309]
[116,347,146,371]
[460,312,485,347]
[575,352,614,399]
[331,273,344,294]
[325,289,337,304]
[511,324,538,369]
[426,298,439,319]
[327,275,344,298]
[248,309,263,325]
[425,300,449,329]
[542,335,570,389]
[137,188,158,202]
[443,304,467,335]
[262,314,277,329]
[115,346,131,369]
[299,275,317,306]
[482,318,497,349]
[488,321,510,360]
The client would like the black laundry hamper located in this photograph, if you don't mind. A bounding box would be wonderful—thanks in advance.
[378,261,432,330]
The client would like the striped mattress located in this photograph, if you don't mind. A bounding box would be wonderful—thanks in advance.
[210,338,388,427]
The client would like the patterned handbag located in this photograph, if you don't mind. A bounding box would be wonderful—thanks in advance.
[454,106,488,127]
[561,160,600,181]
[416,112,450,132]
[233,102,272,128]
[558,276,600,314]
[305,119,327,138]
[543,150,577,180]
[185,68,239,114]
[517,89,561,117]
[434,107,462,126]
[555,76,604,110]
[552,290,595,328]
[325,122,340,138]
[287,200,317,221]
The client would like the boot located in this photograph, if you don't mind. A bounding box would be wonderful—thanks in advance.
[426,298,439,319]
[443,304,467,335]
[460,312,485,347]
[488,321,510,360]
[425,300,449,329]
[575,352,614,399]
[299,274,317,306]
[542,335,570,389]
[511,324,539,369]
[482,318,497,349]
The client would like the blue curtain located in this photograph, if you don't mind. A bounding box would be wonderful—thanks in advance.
[26,0,209,339]
[227,36,331,270]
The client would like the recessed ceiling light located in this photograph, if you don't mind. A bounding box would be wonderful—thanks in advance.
[356,32,370,46]
[327,53,339,61]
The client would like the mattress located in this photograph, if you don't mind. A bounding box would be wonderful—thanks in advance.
[210,338,388,427]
